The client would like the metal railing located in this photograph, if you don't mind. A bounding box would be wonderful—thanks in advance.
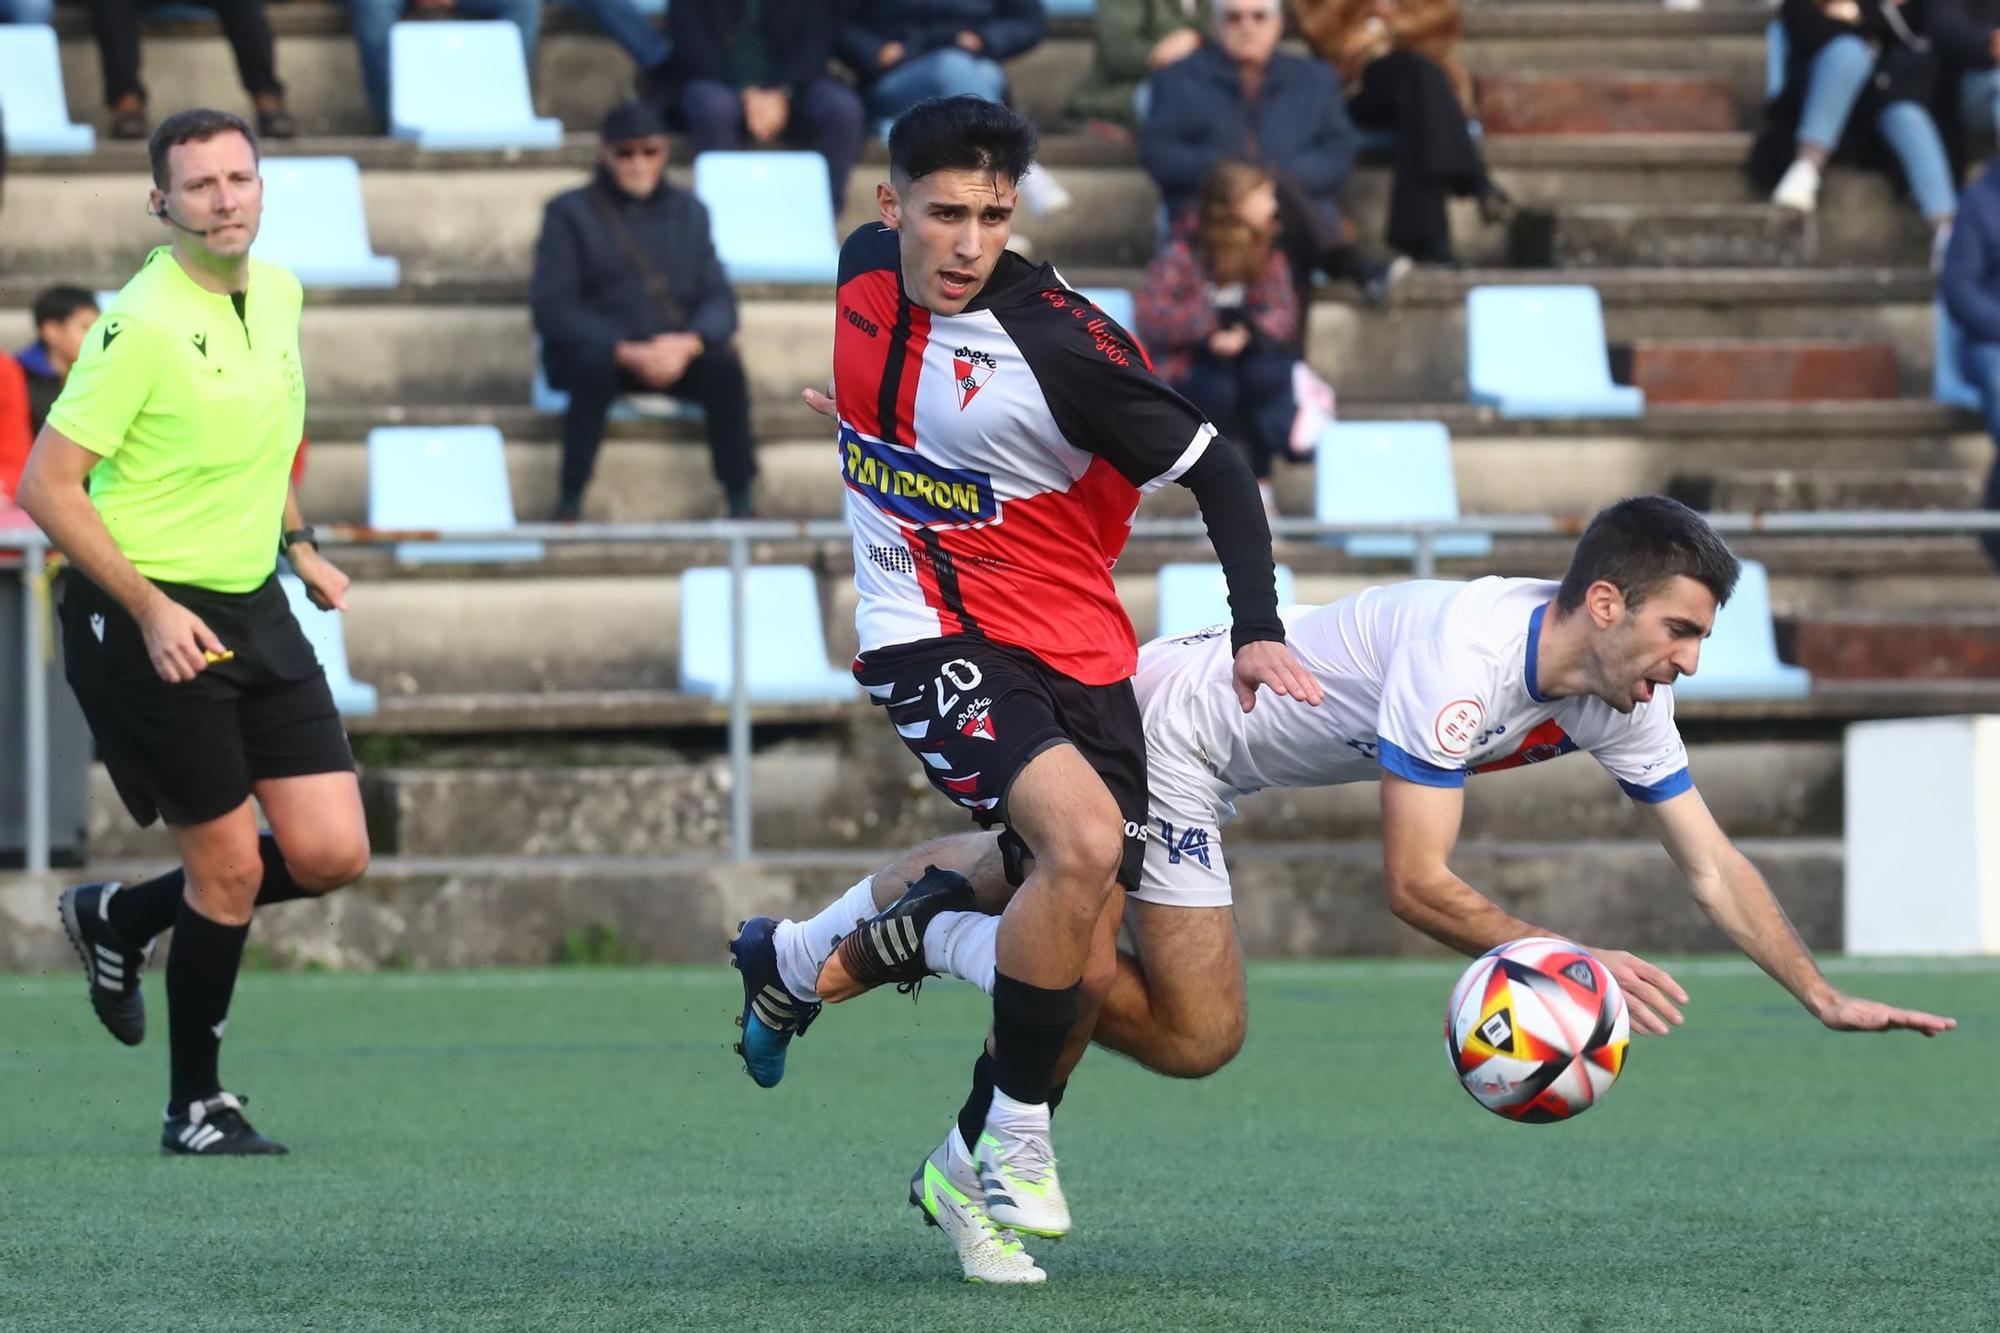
[8,508,2000,875]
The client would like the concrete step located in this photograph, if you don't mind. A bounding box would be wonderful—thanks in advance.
[1478,72,1743,135]
[3,132,1937,276]
[1695,468,1983,512]
[332,737,1841,860]
[1522,203,1813,269]
[304,545,2000,700]
[297,422,1993,531]
[0,267,1944,406]
[1790,612,2000,682]
[1627,338,1901,404]
[38,3,1771,139]
[0,835,1844,970]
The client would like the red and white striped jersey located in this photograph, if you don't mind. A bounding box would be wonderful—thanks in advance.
[834,223,1216,686]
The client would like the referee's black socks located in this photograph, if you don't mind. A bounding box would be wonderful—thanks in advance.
[107,833,314,943]
[165,899,249,1114]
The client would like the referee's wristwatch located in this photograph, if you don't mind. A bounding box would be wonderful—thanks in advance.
[282,526,318,556]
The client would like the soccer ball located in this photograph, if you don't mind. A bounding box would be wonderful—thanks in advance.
[1445,937,1630,1123]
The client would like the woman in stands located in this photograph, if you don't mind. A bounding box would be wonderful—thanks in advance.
[1293,0,1508,267]
[1136,158,1315,520]
[1753,0,1956,266]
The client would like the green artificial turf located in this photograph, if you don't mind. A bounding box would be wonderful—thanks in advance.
[2,958,1994,1332]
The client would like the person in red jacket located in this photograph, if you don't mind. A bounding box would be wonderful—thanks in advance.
[0,351,31,507]
[1137,158,1301,516]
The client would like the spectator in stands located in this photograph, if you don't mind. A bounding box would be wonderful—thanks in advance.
[660,0,866,215]
[1137,159,1300,517]
[0,0,56,22]
[1930,0,2000,145]
[1293,0,1509,267]
[17,287,99,439]
[0,351,26,507]
[1064,0,1201,137]
[1142,0,1394,312]
[531,102,757,521]
[1754,0,1956,265]
[837,0,1072,211]
[84,0,296,139]
[1937,156,2000,570]
[350,0,671,135]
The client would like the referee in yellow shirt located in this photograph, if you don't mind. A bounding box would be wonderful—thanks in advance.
[18,108,370,1156]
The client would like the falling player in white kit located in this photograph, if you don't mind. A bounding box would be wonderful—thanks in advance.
[763,496,1956,1283]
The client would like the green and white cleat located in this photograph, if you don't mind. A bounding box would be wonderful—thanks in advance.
[908,1133,1047,1285]
[976,1123,1071,1241]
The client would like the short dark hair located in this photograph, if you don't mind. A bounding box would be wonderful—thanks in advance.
[149,107,259,190]
[887,96,1038,187]
[32,285,99,329]
[1555,495,1741,615]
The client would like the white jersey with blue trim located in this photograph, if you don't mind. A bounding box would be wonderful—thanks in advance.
[1136,576,1692,803]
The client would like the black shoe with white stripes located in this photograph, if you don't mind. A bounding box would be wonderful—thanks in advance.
[58,882,153,1047]
[162,1093,288,1156]
[816,865,977,1004]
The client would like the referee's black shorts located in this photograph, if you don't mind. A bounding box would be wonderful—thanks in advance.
[59,570,356,829]
[856,636,1150,891]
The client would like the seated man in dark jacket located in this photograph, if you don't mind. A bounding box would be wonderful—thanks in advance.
[838,0,1047,135]
[1932,0,2000,141]
[661,0,866,214]
[1939,155,2000,571]
[1141,0,1386,313]
[531,102,758,520]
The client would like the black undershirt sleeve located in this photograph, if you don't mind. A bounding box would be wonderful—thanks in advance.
[1176,443,1286,654]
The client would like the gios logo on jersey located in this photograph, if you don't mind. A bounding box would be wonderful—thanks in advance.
[839,424,997,526]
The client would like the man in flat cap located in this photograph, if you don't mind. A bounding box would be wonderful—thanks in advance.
[532,101,759,519]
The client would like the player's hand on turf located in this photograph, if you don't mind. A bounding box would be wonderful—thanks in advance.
[1594,948,1687,1036]
[290,546,351,612]
[1815,993,1957,1036]
[802,379,836,419]
[1231,640,1323,712]
[138,595,226,684]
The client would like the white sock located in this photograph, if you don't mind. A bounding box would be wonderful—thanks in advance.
[986,1088,1051,1139]
[923,910,1000,996]
[772,875,877,1000]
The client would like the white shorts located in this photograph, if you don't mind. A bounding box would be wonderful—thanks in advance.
[1131,637,1239,910]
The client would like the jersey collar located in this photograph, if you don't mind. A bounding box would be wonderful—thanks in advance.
[1524,602,1553,703]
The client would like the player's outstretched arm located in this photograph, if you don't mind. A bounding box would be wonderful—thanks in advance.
[1642,789,1957,1036]
[1382,774,1688,1035]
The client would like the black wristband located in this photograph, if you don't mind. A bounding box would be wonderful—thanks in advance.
[281,526,317,553]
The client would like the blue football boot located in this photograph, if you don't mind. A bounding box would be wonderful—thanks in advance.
[728,916,820,1088]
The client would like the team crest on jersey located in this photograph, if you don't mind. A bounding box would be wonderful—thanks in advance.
[955,698,996,741]
[953,346,997,410]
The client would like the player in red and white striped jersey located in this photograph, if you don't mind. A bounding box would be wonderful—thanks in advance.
[728,96,1320,1276]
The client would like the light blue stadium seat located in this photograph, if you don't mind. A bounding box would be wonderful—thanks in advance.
[1077,287,1136,330]
[0,26,97,155]
[530,335,702,421]
[253,157,401,288]
[1043,0,1095,13]
[389,21,562,151]
[692,151,840,284]
[678,566,856,703]
[1466,285,1645,419]
[367,425,545,564]
[1766,20,1787,102]
[1314,420,1492,560]
[1156,562,1297,640]
[1673,560,1812,701]
[1934,299,1984,411]
[277,575,378,717]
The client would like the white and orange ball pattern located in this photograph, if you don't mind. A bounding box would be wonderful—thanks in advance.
[1446,937,1630,1123]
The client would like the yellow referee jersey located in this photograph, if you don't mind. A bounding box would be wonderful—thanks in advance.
[48,246,306,594]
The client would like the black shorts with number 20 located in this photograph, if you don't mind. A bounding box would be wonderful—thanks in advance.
[856,636,1149,890]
